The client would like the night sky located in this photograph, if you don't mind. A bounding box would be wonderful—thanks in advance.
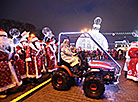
[0,0,138,35]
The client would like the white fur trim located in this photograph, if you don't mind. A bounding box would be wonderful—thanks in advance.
[26,58,32,61]
[0,31,7,37]
[47,44,56,53]
[41,63,46,73]
[8,61,22,86]
[34,56,39,79]
[21,31,30,37]
[21,74,27,79]
[35,42,41,50]
[31,37,38,42]
[127,75,138,81]
[29,43,38,51]
[50,56,54,60]
[0,83,16,92]
[14,54,19,60]
[136,63,138,72]
[26,61,37,78]
[20,38,27,42]
[17,49,22,54]
[26,62,29,78]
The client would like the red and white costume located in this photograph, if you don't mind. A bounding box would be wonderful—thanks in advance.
[39,41,47,73]
[15,31,30,79]
[0,30,22,92]
[26,35,42,79]
[124,42,138,81]
[45,39,57,72]
[127,47,138,81]
[42,27,57,72]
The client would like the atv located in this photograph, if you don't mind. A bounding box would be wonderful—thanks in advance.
[51,18,122,99]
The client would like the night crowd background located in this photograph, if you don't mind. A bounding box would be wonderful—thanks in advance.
[0,18,131,100]
[0,18,127,61]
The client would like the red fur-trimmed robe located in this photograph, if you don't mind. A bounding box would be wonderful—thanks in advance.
[45,41,57,71]
[15,45,27,79]
[40,42,47,73]
[0,38,22,92]
[26,37,42,79]
[127,47,138,81]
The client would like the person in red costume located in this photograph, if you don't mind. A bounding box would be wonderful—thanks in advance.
[0,30,22,98]
[43,27,57,72]
[124,42,138,81]
[45,38,57,72]
[15,31,30,79]
[26,33,42,79]
[39,40,48,73]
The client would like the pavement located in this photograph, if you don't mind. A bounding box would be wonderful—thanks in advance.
[0,73,51,102]
[1,59,138,102]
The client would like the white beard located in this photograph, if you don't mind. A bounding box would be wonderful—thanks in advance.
[0,37,13,54]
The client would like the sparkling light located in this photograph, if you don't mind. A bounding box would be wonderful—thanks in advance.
[77,17,108,51]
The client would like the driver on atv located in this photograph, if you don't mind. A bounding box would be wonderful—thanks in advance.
[60,39,81,74]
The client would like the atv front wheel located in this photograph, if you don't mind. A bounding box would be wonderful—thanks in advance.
[83,75,105,99]
[52,70,71,90]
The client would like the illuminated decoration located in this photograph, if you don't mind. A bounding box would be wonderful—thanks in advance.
[76,33,94,51]
[76,17,108,51]
[132,30,138,37]
[30,33,36,38]
[42,27,54,38]
[81,28,92,33]
[28,33,36,41]
[9,28,20,38]
[115,40,128,44]
[9,28,20,45]
[42,27,54,43]
[112,33,115,36]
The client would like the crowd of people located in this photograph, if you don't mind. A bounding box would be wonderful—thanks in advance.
[0,27,57,98]
[70,45,126,61]
[0,26,135,99]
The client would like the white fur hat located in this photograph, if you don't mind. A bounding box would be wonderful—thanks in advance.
[131,41,137,47]
[0,29,7,37]
[21,31,30,38]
